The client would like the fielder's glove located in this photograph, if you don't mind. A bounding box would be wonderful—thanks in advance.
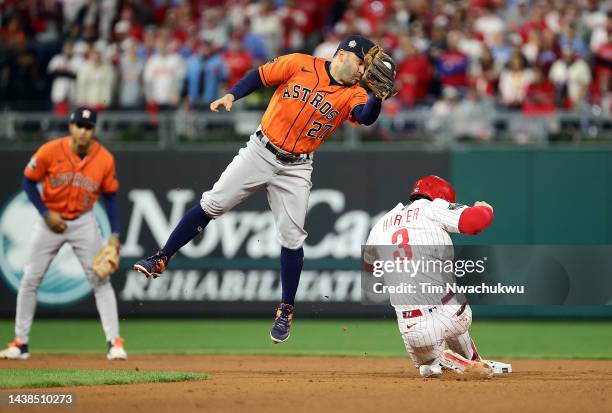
[92,243,120,278]
[362,45,397,101]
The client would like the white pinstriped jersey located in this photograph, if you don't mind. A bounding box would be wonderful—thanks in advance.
[365,198,468,307]
[366,198,467,247]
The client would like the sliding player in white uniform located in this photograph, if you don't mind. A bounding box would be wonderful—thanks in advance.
[365,175,496,378]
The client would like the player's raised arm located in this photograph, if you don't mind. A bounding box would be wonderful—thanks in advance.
[210,69,265,112]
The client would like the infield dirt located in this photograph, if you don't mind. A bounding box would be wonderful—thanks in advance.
[3,355,611,413]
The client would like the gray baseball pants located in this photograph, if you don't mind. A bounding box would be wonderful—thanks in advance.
[15,212,120,343]
[201,130,313,250]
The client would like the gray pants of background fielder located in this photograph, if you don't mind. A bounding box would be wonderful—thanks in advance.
[15,212,120,343]
[201,130,313,249]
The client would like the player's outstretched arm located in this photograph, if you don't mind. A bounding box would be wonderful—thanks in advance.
[211,69,265,113]
[210,94,235,112]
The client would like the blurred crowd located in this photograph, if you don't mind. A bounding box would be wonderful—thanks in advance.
[0,0,611,123]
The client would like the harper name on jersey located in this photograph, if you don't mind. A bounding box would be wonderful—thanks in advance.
[368,198,468,247]
[381,207,420,232]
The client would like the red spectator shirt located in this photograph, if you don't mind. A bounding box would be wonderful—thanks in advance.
[397,54,433,107]
[523,80,556,116]
[223,50,253,89]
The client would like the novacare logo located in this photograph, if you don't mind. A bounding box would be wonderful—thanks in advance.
[0,192,111,305]
[0,188,380,304]
[122,188,384,259]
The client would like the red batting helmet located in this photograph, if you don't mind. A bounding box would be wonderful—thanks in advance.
[410,175,455,203]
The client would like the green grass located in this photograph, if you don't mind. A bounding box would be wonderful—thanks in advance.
[0,368,206,389]
[1,319,611,359]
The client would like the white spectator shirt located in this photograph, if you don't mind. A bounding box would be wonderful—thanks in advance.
[47,53,75,103]
[76,61,115,107]
[458,37,484,62]
[250,11,282,56]
[143,53,186,105]
[549,59,592,104]
[474,14,505,47]
[61,0,89,25]
[590,26,610,53]
[499,69,534,105]
[582,10,607,33]
[119,55,144,107]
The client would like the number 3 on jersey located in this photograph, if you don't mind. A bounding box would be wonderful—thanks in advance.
[392,228,413,260]
[306,121,333,140]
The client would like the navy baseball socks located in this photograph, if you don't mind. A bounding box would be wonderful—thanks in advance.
[134,205,303,344]
[133,204,211,278]
[270,247,304,344]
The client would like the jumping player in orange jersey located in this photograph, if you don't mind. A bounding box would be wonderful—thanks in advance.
[134,35,393,343]
[0,107,127,361]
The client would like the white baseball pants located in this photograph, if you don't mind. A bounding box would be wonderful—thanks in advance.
[394,304,477,366]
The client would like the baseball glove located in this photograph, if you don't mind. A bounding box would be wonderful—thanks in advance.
[362,45,397,101]
[92,244,120,278]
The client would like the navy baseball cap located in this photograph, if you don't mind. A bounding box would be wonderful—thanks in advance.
[70,106,97,127]
[336,35,376,60]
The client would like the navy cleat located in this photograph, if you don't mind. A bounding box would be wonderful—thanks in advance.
[133,251,168,279]
[270,303,294,344]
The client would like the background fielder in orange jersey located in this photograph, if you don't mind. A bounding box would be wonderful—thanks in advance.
[0,107,127,361]
[134,35,396,344]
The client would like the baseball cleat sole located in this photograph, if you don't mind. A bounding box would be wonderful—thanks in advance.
[270,332,290,344]
[0,352,30,360]
[133,264,160,279]
[482,359,512,374]
[107,352,128,361]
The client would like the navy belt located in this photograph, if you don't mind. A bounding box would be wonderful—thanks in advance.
[255,130,311,163]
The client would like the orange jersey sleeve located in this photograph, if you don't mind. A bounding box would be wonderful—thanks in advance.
[258,54,371,154]
[24,141,55,181]
[258,54,304,87]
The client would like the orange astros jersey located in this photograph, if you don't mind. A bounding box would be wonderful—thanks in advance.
[258,53,369,154]
[24,136,118,219]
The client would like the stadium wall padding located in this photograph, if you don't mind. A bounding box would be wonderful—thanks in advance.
[0,147,610,318]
